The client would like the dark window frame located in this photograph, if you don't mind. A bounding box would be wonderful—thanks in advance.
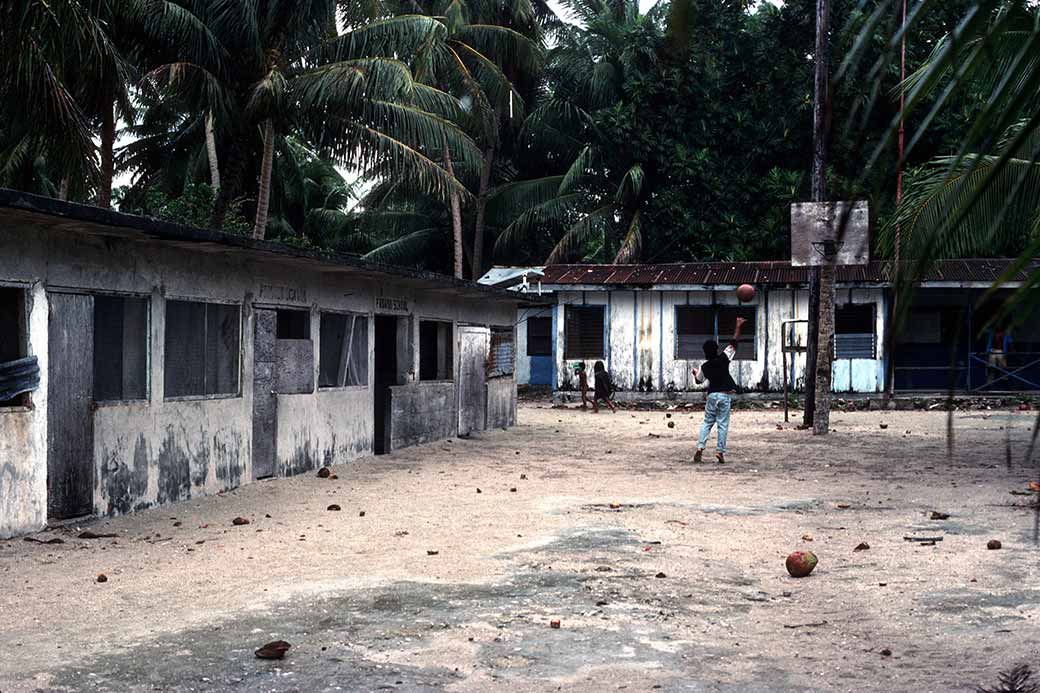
[674,304,758,361]
[419,319,454,382]
[0,285,31,409]
[93,293,151,404]
[834,303,877,359]
[526,316,552,357]
[318,311,369,389]
[275,309,310,340]
[163,299,242,400]
[564,305,606,360]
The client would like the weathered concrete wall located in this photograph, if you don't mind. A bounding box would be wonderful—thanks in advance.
[551,287,886,394]
[389,382,456,450]
[93,398,250,515]
[0,218,520,535]
[486,378,517,429]
[276,388,372,476]
[0,282,47,538]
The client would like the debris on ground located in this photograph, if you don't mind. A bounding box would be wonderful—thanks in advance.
[327,504,341,512]
[655,572,667,578]
[880,648,892,657]
[316,467,331,478]
[510,487,517,492]
[255,641,291,660]
[854,542,870,552]
[79,531,118,539]
[231,517,250,526]
[96,574,108,583]
[904,536,943,543]
[929,511,950,520]
[476,488,482,493]
[549,619,561,629]
[801,533,814,542]
[24,536,64,545]
[359,511,366,517]
[427,550,439,556]
[520,474,527,480]
[987,539,1003,550]
[879,423,888,429]
[783,621,828,629]
[667,421,675,428]
[785,551,818,578]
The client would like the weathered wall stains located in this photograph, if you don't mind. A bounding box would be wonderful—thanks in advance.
[276,389,372,476]
[0,218,519,537]
[486,378,517,429]
[94,398,251,517]
[156,429,195,504]
[0,411,45,537]
[102,434,150,515]
[389,382,456,450]
[213,434,243,489]
[0,282,47,539]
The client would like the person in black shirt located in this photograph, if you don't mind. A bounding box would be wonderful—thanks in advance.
[591,360,617,413]
[692,317,745,464]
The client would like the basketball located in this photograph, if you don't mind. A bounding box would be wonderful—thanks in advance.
[736,284,756,303]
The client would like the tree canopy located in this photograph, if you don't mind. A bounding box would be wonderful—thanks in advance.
[0,0,1001,277]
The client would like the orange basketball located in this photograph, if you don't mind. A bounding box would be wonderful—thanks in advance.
[736,284,756,302]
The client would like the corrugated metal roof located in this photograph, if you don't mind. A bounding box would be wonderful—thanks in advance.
[540,259,1039,286]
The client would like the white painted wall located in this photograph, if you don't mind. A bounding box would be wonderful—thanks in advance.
[545,286,887,394]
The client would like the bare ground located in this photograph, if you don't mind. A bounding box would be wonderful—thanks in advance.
[2,403,1040,692]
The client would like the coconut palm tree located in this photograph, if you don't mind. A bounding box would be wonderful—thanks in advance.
[137,0,481,239]
[880,2,1040,263]
[0,0,132,197]
[489,0,664,265]
[342,0,545,277]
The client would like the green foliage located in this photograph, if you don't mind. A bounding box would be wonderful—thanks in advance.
[118,183,251,236]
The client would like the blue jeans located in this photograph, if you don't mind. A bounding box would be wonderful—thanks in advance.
[697,392,732,453]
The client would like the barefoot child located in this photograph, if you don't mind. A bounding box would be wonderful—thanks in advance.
[574,362,590,408]
[692,317,745,464]
[591,360,617,413]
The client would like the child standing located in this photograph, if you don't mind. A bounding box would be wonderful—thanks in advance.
[574,362,590,409]
[591,361,617,413]
[692,317,745,464]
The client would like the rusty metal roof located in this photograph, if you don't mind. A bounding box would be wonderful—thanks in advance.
[540,260,1040,286]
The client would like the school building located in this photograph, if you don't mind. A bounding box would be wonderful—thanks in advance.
[0,189,530,539]
[485,261,1040,397]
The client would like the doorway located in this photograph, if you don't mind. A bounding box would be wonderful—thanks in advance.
[373,315,398,454]
[47,293,95,519]
[458,325,489,436]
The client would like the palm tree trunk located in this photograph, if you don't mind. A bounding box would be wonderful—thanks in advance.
[813,262,835,435]
[253,119,275,240]
[206,111,220,191]
[58,177,70,201]
[98,101,116,209]
[443,141,464,279]
[471,145,495,279]
[804,0,830,431]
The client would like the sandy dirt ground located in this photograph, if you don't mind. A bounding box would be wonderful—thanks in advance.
[2,402,1040,692]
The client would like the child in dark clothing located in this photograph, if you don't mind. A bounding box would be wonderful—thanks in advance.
[591,361,617,413]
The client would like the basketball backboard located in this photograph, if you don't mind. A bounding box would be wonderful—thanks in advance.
[790,201,871,267]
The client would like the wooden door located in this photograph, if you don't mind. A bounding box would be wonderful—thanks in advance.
[47,293,95,519]
[458,326,489,436]
[252,309,277,478]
